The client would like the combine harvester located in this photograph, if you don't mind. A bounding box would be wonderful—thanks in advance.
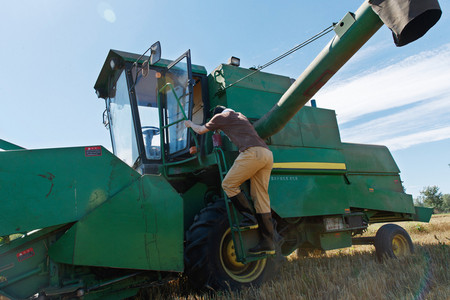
[0,0,441,299]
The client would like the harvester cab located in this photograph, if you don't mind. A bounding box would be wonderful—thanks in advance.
[94,42,208,175]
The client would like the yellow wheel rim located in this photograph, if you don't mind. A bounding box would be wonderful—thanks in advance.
[219,228,267,283]
[392,234,409,257]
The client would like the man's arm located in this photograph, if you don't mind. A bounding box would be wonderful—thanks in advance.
[184,120,210,135]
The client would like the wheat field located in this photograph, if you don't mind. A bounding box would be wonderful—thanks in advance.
[140,214,450,300]
[0,215,448,300]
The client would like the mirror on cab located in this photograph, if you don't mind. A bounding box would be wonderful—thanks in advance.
[141,41,161,78]
[150,41,161,65]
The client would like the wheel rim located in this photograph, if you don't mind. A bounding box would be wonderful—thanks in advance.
[392,234,410,257]
[219,228,267,283]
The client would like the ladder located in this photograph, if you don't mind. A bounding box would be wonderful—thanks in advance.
[213,147,270,264]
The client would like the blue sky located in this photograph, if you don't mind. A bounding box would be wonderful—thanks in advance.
[1,1,449,198]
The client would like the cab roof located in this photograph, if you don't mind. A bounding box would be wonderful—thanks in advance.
[94,49,207,99]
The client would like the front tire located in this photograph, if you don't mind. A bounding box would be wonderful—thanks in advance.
[374,224,414,260]
[185,200,278,291]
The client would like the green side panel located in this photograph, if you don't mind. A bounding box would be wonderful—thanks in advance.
[342,143,400,173]
[270,115,304,147]
[0,146,140,236]
[226,88,282,120]
[46,228,76,264]
[214,64,292,95]
[346,174,415,214]
[208,64,292,119]
[270,106,341,148]
[181,183,208,230]
[49,175,184,272]
[319,231,352,250]
[341,143,414,214]
[298,107,341,148]
[269,147,348,217]
[269,174,349,218]
[413,206,433,222]
[271,146,346,169]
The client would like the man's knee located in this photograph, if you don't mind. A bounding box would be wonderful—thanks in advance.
[221,178,229,191]
[222,180,239,197]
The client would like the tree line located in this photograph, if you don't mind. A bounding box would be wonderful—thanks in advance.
[414,186,450,213]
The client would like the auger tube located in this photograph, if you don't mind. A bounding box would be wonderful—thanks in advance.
[254,1,383,139]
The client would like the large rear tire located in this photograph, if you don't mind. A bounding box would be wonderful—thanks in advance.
[374,224,414,260]
[185,200,278,291]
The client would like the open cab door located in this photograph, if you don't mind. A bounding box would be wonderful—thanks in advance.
[158,50,195,163]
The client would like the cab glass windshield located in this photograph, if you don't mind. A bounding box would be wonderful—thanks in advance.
[108,71,139,165]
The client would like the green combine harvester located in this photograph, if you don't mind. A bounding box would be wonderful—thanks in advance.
[0,1,442,299]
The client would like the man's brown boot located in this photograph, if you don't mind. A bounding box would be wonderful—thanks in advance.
[248,213,275,255]
[229,192,258,230]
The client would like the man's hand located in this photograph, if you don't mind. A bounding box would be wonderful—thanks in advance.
[184,120,209,135]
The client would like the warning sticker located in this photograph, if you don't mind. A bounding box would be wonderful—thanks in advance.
[85,146,102,157]
[17,248,35,262]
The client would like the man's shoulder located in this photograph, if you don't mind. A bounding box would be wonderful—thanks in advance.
[205,113,226,129]
[214,111,238,121]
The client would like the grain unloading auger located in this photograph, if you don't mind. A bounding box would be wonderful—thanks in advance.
[0,1,441,299]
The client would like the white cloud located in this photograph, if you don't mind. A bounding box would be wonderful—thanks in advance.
[341,95,450,148]
[315,43,450,150]
[377,126,450,151]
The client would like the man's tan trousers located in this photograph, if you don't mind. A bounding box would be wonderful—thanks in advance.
[222,146,273,213]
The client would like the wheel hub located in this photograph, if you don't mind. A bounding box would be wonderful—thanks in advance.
[392,234,409,257]
[225,238,245,268]
[219,228,267,283]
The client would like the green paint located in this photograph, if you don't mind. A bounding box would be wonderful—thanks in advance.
[49,175,184,271]
[320,232,352,250]
[0,139,24,150]
[0,146,140,237]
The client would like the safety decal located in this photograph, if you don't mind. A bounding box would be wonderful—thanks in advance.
[85,146,102,157]
[17,248,35,262]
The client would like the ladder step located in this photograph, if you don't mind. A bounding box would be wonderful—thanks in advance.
[231,225,258,232]
[238,252,275,264]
